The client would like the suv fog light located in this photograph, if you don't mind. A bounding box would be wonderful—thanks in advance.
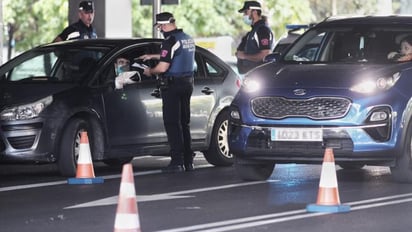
[370,111,388,122]
[231,110,240,120]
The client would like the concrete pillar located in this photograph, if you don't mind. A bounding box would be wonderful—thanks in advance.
[69,0,132,38]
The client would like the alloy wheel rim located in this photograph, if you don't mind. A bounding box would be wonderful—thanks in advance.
[218,120,233,159]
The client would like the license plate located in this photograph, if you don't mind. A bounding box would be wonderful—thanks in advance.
[271,128,323,141]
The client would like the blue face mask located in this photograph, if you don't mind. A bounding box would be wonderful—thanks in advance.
[116,65,127,75]
[243,15,252,25]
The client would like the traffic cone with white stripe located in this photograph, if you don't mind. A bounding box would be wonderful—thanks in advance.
[306,148,350,213]
[67,131,104,184]
[114,163,141,232]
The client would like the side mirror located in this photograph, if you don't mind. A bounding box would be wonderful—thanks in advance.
[263,53,282,63]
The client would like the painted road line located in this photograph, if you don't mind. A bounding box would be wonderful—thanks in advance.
[0,163,214,193]
[0,170,160,192]
[156,193,412,232]
[64,180,275,209]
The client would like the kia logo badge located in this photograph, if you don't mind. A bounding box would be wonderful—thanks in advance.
[293,89,307,96]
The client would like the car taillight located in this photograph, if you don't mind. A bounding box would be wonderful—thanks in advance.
[236,79,241,88]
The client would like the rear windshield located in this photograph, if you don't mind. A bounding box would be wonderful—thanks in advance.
[283,25,412,64]
[0,47,109,82]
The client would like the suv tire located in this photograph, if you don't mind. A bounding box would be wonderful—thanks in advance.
[234,156,275,181]
[391,122,412,183]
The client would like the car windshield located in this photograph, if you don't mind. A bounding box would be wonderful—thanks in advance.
[0,47,108,82]
[283,25,412,64]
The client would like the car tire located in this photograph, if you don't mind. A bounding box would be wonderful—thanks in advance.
[203,110,233,166]
[391,123,412,183]
[57,118,89,177]
[103,157,133,167]
[338,163,365,170]
[234,157,275,181]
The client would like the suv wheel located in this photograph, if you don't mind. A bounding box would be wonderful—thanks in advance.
[391,122,412,183]
[57,118,88,177]
[234,156,275,181]
[203,110,233,166]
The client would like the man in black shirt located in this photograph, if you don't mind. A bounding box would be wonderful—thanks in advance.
[236,1,273,74]
[53,1,97,42]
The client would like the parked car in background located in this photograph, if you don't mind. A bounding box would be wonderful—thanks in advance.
[273,24,313,54]
[229,16,412,183]
[0,39,240,176]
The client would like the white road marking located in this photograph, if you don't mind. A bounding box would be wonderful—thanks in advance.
[64,180,274,209]
[157,193,412,232]
[0,164,213,193]
[0,170,160,192]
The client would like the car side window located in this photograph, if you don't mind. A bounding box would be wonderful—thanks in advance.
[96,45,159,87]
[195,52,225,83]
[8,53,58,81]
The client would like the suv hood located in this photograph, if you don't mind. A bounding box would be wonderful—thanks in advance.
[0,83,75,109]
[259,63,402,88]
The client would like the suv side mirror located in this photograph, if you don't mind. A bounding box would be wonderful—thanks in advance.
[263,53,282,63]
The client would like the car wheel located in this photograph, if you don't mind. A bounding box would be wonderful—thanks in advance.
[391,123,412,183]
[103,157,133,167]
[338,163,365,170]
[57,118,88,177]
[234,157,275,181]
[203,110,233,166]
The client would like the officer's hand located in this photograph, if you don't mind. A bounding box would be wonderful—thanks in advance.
[138,54,151,61]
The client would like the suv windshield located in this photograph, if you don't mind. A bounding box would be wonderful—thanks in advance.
[0,47,108,82]
[284,25,412,64]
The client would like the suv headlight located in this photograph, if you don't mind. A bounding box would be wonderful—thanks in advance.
[0,96,53,121]
[242,78,261,93]
[350,72,400,94]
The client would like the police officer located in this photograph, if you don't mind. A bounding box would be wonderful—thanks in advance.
[53,1,97,42]
[140,12,196,173]
[236,1,274,74]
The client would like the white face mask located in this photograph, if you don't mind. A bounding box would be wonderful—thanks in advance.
[243,15,252,25]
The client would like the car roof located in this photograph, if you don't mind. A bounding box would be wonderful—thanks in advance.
[317,15,412,27]
[37,38,214,55]
[39,38,165,50]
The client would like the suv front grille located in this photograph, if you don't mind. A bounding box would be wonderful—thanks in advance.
[251,97,351,120]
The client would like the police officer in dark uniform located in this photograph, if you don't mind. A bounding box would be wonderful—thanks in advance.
[53,1,97,42]
[236,1,274,74]
[140,12,196,173]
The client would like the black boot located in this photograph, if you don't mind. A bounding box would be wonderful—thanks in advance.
[162,153,184,173]
[184,152,195,172]
[162,163,184,173]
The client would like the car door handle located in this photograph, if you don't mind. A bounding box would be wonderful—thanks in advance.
[151,89,161,98]
[201,87,214,95]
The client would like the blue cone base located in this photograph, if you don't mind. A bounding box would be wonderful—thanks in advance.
[306,203,351,213]
[67,177,104,184]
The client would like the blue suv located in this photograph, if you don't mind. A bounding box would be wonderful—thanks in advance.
[229,16,412,182]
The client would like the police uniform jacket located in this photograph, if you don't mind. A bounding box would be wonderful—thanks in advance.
[57,20,97,40]
[160,29,195,78]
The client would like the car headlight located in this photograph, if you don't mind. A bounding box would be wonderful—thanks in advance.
[0,96,53,121]
[242,78,261,93]
[350,72,400,94]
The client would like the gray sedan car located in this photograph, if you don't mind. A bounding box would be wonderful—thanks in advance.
[0,39,240,176]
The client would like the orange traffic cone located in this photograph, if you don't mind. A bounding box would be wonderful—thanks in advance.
[67,131,104,184]
[114,163,141,232]
[306,148,350,213]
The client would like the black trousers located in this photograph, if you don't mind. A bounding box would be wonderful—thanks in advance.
[161,77,194,165]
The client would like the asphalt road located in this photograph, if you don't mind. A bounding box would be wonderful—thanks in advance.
[1,154,412,232]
